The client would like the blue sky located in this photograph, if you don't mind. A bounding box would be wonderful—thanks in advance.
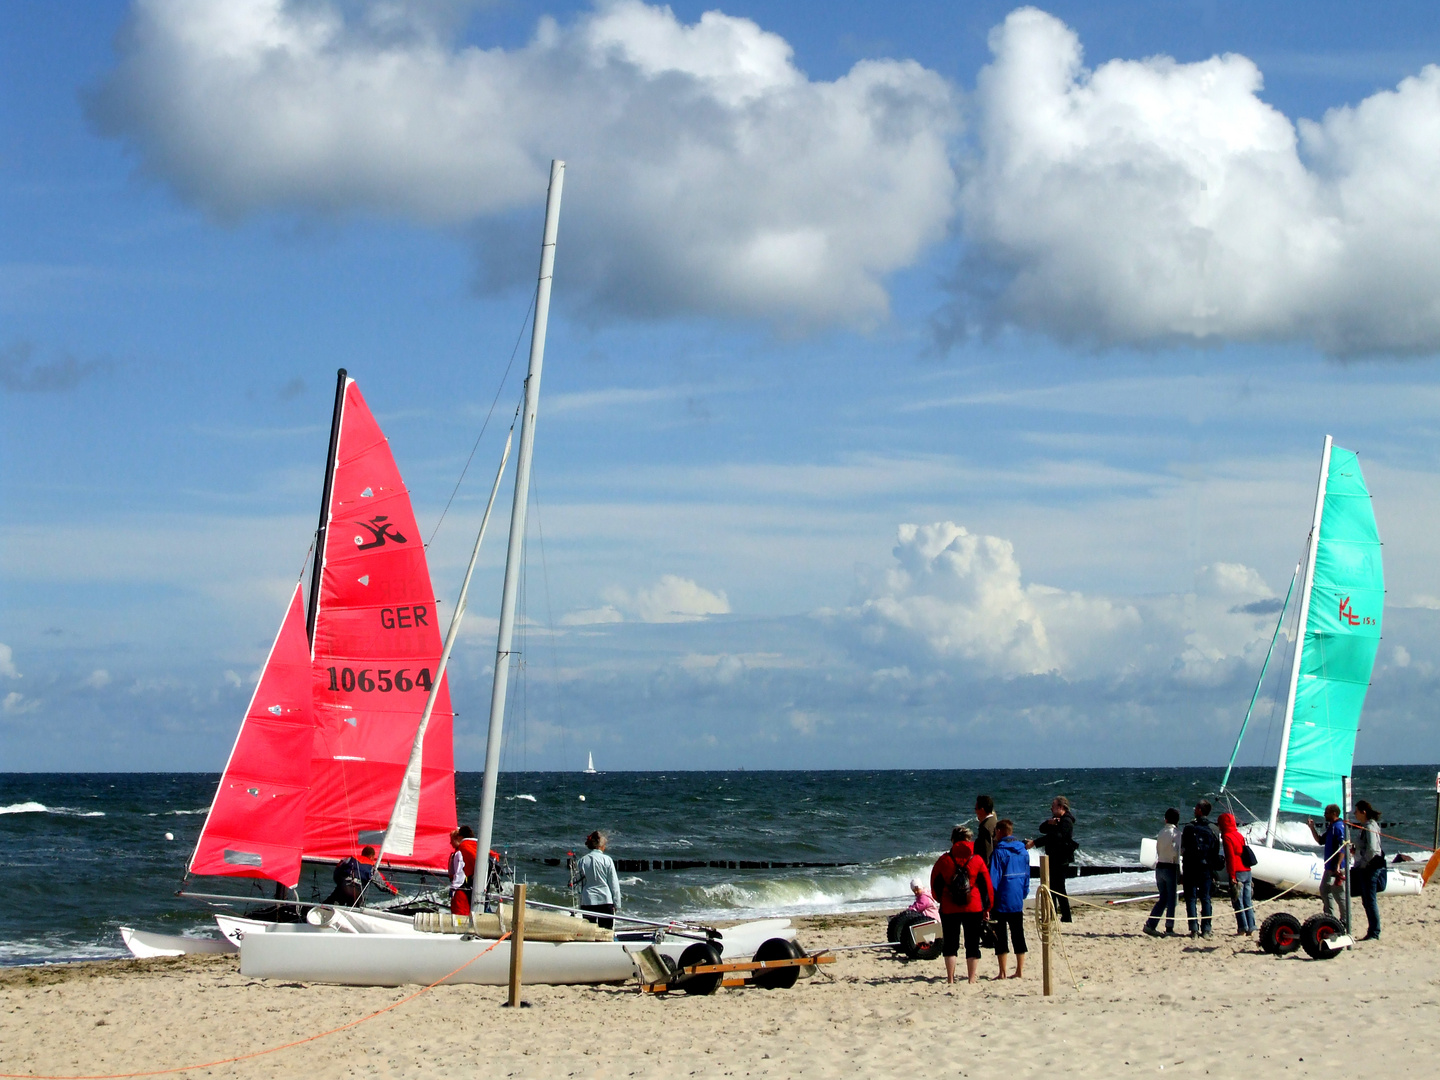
[5,0,1440,771]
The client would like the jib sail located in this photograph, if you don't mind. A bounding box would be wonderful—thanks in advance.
[188,585,314,887]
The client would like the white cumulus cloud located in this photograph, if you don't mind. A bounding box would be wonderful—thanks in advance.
[848,523,1293,682]
[599,574,731,623]
[91,0,958,328]
[955,7,1440,355]
[0,644,18,679]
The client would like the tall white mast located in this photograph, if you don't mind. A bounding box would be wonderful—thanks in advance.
[1265,434,1332,847]
[474,160,565,890]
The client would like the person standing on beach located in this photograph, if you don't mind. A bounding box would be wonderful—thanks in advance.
[1026,796,1076,922]
[974,795,998,862]
[989,819,1028,979]
[1307,804,1348,919]
[1218,812,1255,937]
[1144,808,1181,937]
[1180,801,1222,938]
[930,826,994,985]
[1351,800,1385,940]
[578,830,622,930]
[448,826,478,916]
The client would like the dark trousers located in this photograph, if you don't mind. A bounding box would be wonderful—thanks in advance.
[581,902,615,930]
[1048,859,1072,922]
[1183,875,1212,935]
[1145,863,1178,933]
[992,910,1027,955]
[940,911,963,957]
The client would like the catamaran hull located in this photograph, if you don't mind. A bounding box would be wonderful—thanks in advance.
[238,917,795,986]
[1140,838,1424,896]
[120,927,238,959]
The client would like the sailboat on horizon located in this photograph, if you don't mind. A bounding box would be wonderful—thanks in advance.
[583,752,597,775]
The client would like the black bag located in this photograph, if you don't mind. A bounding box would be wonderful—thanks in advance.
[1183,821,1223,874]
[947,855,973,908]
[1241,843,1258,868]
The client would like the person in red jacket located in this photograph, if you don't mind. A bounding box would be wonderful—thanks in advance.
[1217,811,1255,936]
[930,825,995,984]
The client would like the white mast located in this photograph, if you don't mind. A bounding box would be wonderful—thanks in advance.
[474,160,565,892]
[1265,434,1332,847]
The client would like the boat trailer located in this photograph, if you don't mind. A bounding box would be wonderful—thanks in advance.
[630,938,835,994]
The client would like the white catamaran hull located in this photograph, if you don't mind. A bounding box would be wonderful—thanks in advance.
[1139,838,1424,896]
[238,917,796,986]
[119,927,239,959]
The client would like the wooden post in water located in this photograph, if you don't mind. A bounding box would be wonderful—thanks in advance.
[507,883,527,1007]
[1039,854,1053,997]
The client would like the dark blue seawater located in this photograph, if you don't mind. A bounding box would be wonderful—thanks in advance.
[3,767,1437,965]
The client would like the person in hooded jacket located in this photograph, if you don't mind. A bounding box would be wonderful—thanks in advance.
[930,826,994,985]
[1217,811,1255,936]
[1181,800,1223,937]
[988,819,1029,979]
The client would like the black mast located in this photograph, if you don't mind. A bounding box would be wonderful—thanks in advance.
[307,368,348,646]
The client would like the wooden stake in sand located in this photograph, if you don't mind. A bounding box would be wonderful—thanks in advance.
[507,883,527,1008]
[1039,854,1053,997]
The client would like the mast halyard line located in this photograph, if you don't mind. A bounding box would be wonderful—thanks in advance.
[475,160,566,896]
[1220,563,1300,796]
[1266,434,1332,847]
[367,427,515,883]
[308,369,350,652]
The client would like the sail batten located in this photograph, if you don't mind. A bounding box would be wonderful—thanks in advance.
[1268,440,1383,830]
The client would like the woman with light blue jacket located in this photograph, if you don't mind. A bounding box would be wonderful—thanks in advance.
[577,829,622,930]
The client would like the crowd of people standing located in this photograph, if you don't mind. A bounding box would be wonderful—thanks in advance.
[919,793,1078,984]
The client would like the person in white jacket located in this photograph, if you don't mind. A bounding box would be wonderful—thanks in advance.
[1143,808,1182,937]
[577,830,622,929]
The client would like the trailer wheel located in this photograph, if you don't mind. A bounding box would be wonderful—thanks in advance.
[900,920,942,960]
[1258,912,1302,955]
[751,938,803,990]
[674,942,723,995]
[1300,914,1346,960]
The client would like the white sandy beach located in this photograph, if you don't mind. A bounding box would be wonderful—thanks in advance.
[3,886,1439,1079]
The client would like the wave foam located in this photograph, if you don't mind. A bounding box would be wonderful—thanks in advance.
[0,802,105,817]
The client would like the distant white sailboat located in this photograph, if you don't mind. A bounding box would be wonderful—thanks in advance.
[583,752,597,775]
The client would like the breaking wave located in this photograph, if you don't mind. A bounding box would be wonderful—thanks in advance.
[0,802,105,818]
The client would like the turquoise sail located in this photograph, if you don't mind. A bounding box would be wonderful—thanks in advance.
[1277,445,1383,816]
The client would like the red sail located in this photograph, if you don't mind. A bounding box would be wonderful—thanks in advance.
[189,584,314,887]
[305,378,457,871]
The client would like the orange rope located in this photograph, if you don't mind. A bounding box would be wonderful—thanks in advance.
[1,932,511,1080]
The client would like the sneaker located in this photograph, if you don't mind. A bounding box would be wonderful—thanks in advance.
[1201,930,1214,938]
[1143,927,1163,938]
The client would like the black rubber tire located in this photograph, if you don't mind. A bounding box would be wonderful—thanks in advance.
[1300,913,1346,960]
[1259,912,1303,956]
[674,942,723,995]
[888,910,926,943]
[900,919,943,960]
[751,937,804,990]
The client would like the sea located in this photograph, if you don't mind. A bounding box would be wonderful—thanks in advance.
[3,766,1437,966]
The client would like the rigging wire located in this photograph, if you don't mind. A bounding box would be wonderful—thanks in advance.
[426,285,537,550]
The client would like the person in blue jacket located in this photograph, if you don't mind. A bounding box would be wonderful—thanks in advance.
[989,819,1029,979]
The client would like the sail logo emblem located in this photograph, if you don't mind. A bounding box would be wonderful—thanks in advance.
[354,515,408,550]
[1337,596,1374,627]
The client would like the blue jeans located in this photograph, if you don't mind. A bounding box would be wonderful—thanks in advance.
[1230,871,1255,933]
[1357,858,1382,938]
[1145,863,1178,933]
[1183,875,1212,935]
